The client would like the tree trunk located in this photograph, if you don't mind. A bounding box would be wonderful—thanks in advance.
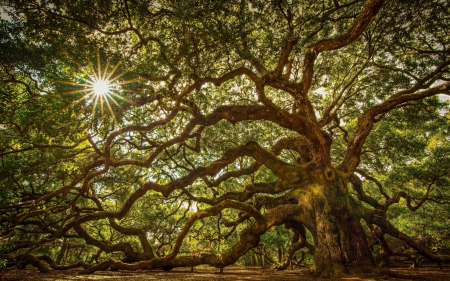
[307,177,375,277]
[56,238,67,265]
[277,245,283,263]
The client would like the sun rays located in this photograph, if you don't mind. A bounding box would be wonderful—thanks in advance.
[56,53,141,127]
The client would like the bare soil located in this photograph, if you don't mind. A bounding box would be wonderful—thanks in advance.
[1,265,450,281]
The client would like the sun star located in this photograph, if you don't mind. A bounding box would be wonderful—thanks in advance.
[57,54,142,128]
[92,79,110,96]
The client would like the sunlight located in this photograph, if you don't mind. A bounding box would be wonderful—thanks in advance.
[92,79,110,96]
[56,53,141,126]
[314,87,328,97]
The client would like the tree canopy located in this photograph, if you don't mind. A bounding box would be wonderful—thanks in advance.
[1,0,449,278]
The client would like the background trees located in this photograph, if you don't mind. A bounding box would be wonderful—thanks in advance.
[0,0,449,278]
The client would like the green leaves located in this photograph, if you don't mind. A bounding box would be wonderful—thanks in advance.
[1,0,449,271]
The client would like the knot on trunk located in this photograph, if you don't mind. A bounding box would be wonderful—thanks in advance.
[324,168,335,181]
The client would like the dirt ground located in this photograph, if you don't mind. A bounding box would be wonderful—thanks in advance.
[1,265,450,281]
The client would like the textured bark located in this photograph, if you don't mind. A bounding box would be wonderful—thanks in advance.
[291,175,375,277]
[312,204,374,277]
[4,0,450,278]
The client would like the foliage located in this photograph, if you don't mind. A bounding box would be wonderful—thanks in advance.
[0,0,449,277]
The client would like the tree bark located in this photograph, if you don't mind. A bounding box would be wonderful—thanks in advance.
[306,177,375,277]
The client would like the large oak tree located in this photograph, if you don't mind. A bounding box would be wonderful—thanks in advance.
[1,0,450,278]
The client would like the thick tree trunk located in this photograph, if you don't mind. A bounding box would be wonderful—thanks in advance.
[307,177,374,277]
[78,173,377,277]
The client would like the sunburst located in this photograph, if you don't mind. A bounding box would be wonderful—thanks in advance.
[91,79,111,96]
[56,53,141,127]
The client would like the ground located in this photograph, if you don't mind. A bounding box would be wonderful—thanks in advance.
[1,265,450,281]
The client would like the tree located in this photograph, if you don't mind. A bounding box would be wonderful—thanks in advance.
[1,0,449,278]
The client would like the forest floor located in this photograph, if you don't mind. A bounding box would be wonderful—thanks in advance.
[1,265,450,281]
